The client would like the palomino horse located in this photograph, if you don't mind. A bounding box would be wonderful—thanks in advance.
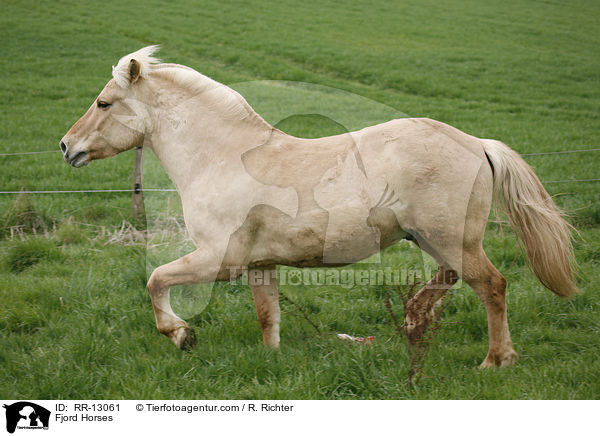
[60,46,578,367]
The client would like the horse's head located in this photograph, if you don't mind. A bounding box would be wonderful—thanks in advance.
[60,46,159,167]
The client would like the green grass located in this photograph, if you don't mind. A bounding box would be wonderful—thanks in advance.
[0,0,599,399]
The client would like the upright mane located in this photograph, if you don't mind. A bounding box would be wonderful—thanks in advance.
[112,45,162,88]
[112,45,265,122]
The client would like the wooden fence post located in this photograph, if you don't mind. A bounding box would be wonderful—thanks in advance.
[132,146,144,222]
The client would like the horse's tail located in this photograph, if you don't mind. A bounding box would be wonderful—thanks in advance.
[482,139,579,297]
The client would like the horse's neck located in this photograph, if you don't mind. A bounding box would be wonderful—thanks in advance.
[147,110,276,193]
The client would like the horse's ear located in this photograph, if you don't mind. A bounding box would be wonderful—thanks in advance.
[129,59,141,84]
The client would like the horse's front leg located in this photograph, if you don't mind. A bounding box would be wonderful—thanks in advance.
[249,266,280,348]
[146,249,220,349]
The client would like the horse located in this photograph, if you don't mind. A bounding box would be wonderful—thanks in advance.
[60,46,578,367]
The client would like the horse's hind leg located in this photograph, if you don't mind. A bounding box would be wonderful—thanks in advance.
[249,266,281,348]
[462,246,518,367]
[404,266,458,345]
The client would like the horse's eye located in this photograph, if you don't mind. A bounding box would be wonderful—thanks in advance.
[97,100,112,109]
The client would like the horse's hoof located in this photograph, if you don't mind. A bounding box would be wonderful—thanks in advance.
[500,350,519,367]
[479,349,519,368]
[169,326,197,350]
[263,340,280,349]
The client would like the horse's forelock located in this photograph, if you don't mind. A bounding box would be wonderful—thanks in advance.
[112,45,161,88]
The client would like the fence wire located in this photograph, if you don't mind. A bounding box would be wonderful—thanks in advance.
[0,150,61,156]
[0,147,598,194]
[520,148,600,156]
[0,189,177,194]
[2,147,599,158]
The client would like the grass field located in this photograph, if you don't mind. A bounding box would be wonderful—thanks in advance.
[1,0,599,399]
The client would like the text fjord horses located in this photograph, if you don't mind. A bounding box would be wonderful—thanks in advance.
[61,47,578,367]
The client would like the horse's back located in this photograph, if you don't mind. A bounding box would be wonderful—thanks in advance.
[355,117,486,159]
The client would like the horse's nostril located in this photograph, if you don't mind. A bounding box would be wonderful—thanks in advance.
[60,141,67,155]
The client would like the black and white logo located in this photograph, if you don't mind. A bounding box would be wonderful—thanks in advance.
[3,402,50,434]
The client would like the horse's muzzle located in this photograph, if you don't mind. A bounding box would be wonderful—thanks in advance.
[67,150,89,168]
[60,141,90,168]
[60,139,89,167]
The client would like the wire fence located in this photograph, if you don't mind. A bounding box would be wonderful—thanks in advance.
[0,150,61,157]
[544,178,600,184]
[0,147,598,194]
[520,147,600,156]
[0,189,177,194]
[3,147,599,158]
